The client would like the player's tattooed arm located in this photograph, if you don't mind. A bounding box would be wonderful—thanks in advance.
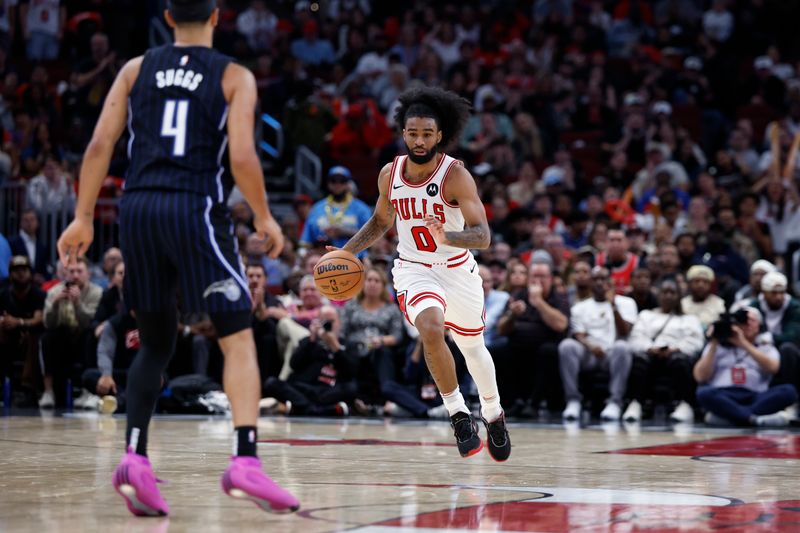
[434,164,491,249]
[443,223,491,249]
[342,163,395,254]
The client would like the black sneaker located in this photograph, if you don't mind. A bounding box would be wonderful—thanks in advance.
[450,411,483,457]
[481,411,511,462]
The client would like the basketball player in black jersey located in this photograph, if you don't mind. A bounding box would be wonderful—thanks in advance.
[58,0,299,517]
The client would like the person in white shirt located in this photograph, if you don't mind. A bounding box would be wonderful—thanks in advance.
[694,306,797,426]
[625,277,705,423]
[559,266,637,421]
[681,265,725,329]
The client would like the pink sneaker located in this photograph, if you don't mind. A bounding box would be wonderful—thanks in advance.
[221,456,300,513]
[112,448,169,516]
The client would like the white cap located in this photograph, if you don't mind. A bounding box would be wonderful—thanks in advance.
[761,271,788,292]
[684,56,703,70]
[652,101,673,115]
[750,259,776,274]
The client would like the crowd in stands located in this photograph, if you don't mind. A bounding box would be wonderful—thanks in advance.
[4,0,800,427]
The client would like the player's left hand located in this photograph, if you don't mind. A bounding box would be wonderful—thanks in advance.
[423,215,446,245]
[57,218,94,267]
[254,215,285,259]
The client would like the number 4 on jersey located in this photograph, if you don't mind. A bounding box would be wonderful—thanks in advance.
[161,99,189,156]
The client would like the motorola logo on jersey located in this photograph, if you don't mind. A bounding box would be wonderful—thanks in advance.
[426,183,439,197]
[391,197,445,223]
[155,68,204,91]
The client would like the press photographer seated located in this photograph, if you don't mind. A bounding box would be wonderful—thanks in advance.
[694,306,798,426]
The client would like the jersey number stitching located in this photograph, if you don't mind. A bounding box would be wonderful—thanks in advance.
[161,99,189,156]
[411,226,437,252]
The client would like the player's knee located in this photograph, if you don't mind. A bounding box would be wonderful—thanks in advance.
[415,312,445,342]
[452,332,484,349]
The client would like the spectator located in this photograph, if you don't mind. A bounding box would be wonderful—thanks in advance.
[0,256,44,405]
[747,271,800,368]
[694,307,797,426]
[247,263,283,381]
[274,275,325,380]
[263,305,356,417]
[702,0,734,43]
[595,228,640,293]
[290,20,335,66]
[299,166,372,254]
[91,260,124,341]
[8,208,50,283]
[629,267,658,311]
[682,265,726,329]
[734,260,776,304]
[626,277,705,422]
[77,307,138,414]
[74,32,118,123]
[90,246,122,290]
[39,256,101,408]
[479,264,510,350]
[559,266,637,421]
[496,262,569,415]
[566,259,592,306]
[20,0,65,61]
[235,0,277,54]
[26,156,75,215]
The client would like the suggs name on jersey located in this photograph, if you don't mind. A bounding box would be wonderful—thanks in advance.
[155,68,204,91]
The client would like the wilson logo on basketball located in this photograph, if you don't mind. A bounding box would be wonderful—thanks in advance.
[318,264,350,274]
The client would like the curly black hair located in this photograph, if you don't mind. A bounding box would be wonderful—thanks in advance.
[393,86,472,150]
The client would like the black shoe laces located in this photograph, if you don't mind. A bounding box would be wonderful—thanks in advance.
[452,414,476,442]
[486,416,508,445]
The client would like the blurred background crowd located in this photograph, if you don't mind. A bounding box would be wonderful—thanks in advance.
[3,0,800,427]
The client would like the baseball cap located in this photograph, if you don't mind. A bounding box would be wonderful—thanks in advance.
[328,166,352,180]
[687,265,714,282]
[542,166,565,186]
[761,271,788,292]
[9,255,31,270]
[529,249,554,268]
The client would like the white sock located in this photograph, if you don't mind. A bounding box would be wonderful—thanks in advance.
[441,386,469,416]
[453,334,502,421]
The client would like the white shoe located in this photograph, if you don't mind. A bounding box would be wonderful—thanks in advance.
[74,389,101,410]
[669,401,695,423]
[384,401,412,418]
[622,400,642,422]
[427,404,449,419]
[562,400,581,421]
[38,390,55,409]
[781,402,798,421]
[754,411,790,427]
[600,402,621,421]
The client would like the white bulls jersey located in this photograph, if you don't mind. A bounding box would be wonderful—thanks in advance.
[387,153,469,265]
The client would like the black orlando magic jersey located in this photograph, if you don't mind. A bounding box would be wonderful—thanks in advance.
[125,45,234,202]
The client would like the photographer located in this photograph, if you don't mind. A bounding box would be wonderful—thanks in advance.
[262,305,356,416]
[694,307,798,426]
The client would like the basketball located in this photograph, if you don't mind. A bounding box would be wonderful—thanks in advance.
[313,249,365,301]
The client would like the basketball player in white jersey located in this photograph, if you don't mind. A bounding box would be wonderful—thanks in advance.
[334,87,510,460]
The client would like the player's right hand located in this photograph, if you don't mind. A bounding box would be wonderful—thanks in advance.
[254,216,284,258]
[57,218,94,267]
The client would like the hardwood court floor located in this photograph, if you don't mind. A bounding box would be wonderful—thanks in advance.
[2,412,800,532]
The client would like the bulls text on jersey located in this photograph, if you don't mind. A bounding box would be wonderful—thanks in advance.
[391,197,446,224]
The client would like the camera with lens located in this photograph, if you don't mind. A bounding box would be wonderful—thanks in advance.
[322,320,333,332]
[712,308,749,345]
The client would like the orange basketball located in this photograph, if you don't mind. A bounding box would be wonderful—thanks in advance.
[312,249,365,301]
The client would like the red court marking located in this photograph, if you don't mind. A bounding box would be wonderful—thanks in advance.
[607,435,800,459]
[259,438,452,447]
[377,500,800,532]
